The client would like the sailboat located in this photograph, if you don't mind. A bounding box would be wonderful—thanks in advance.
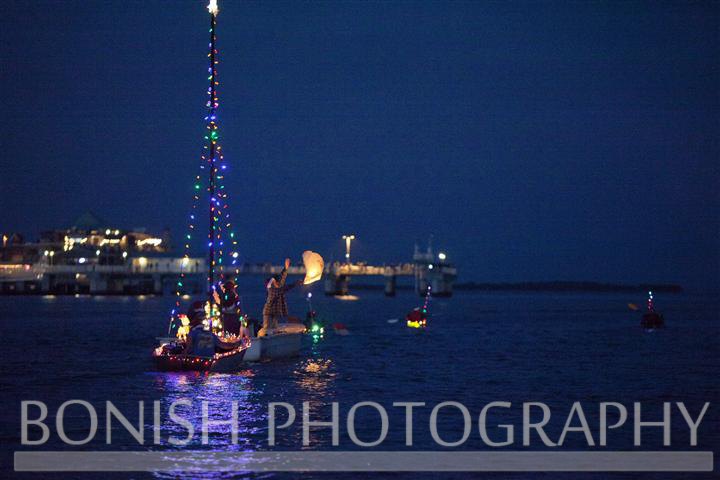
[640,290,665,329]
[152,0,303,371]
[406,286,431,328]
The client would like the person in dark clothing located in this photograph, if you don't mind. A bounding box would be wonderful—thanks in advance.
[186,300,206,325]
[218,279,242,336]
[184,301,243,357]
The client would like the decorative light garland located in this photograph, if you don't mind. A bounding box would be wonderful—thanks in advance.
[169,0,240,336]
[153,337,251,371]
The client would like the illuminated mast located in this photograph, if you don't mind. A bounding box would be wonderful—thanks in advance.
[174,0,240,321]
[206,0,220,294]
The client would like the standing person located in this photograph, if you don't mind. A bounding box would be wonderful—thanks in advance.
[219,279,242,337]
[262,258,301,335]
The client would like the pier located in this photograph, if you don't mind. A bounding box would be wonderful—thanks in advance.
[0,257,457,296]
[1,220,457,296]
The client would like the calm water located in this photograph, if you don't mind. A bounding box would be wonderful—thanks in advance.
[1,289,718,479]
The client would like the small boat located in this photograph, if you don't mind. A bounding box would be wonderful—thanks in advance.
[332,322,349,335]
[640,290,665,329]
[405,308,427,328]
[406,285,431,328]
[152,337,252,372]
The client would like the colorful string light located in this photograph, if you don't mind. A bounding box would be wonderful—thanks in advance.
[170,1,240,334]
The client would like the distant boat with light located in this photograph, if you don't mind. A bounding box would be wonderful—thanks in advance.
[406,286,431,328]
[640,290,665,329]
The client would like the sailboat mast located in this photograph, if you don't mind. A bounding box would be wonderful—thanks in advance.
[207,5,218,295]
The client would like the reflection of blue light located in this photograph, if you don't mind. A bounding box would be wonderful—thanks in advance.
[149,373,265,452]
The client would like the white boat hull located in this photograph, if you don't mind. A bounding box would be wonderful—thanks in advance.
[245,323,304,361]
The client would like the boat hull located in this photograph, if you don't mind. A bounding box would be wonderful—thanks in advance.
[641,312,665,328]
[244,323,305,361]
[151,344,249,373]
[259,332,303,360]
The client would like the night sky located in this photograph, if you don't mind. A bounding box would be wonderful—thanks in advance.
[1,1,718,290]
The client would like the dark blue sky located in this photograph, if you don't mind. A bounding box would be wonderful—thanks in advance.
[1,1,718,289]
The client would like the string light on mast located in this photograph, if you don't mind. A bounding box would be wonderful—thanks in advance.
[171,0,240,335]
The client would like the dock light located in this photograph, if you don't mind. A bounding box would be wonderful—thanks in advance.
[114,230,120,235]
[438,252,446,261]
[342,234,355,264]
[428,264,434,269]
[232,252,238,258]
[105,229,111,235]
[122,251,128,259]
[78,257,87,264]
[43,250,49,256]
[307,292,312,299]
[96,249,101,256]
[49,251,54,257]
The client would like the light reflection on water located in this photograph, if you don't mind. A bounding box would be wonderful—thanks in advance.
[3,292,719,479]
[293,359,336,397]
[146,362,339,479]
[150,373,266,446]
[145,357,340,451]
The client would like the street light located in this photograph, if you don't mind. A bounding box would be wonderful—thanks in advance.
[342,235,355,264]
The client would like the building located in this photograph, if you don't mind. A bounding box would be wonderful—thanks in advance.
[1,212,169,267]
[0,213,206,295]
